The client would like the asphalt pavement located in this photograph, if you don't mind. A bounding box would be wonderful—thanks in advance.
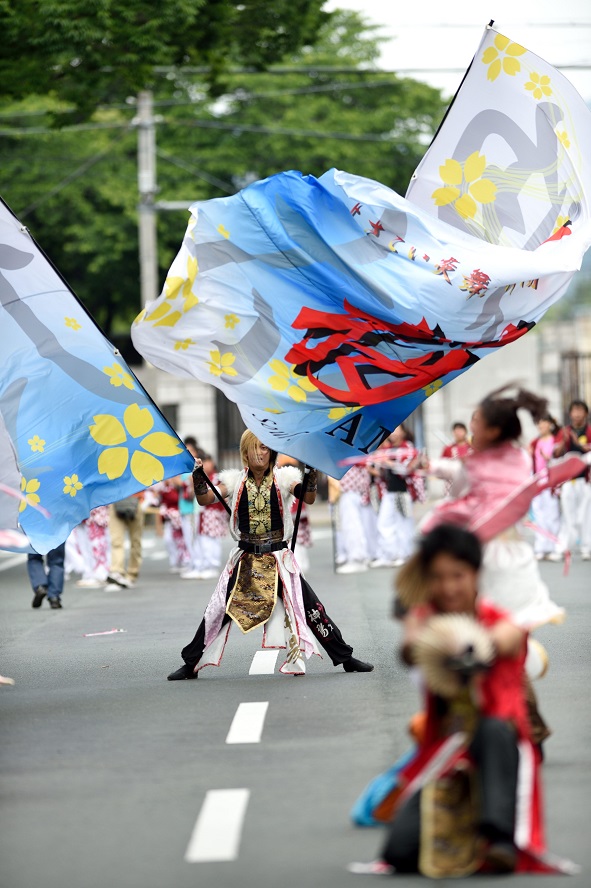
[0,522,590,888]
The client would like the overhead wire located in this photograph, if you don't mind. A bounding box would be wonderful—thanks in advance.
[19,125,135,217]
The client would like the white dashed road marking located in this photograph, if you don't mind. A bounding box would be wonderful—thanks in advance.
[248,650,279,675]
[225,702,269,745]
[184,789,250,862]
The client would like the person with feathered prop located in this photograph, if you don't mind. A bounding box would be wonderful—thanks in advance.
[350,525,578,878]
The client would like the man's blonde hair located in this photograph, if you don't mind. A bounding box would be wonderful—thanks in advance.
[239,430,277,469]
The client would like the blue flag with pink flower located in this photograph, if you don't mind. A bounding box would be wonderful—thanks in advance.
[0,198,194,554]
[131,28,591,478]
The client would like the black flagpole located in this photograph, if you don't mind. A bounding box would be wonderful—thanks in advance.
[200,472,231,515]
[291,466,311,552]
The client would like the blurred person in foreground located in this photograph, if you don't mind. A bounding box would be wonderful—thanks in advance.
[422,386,564,635]
[421,386,567,748]
[167,430,373,680]
[351,525,577,878]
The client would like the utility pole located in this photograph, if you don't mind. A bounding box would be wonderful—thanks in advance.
[135,90,159,307]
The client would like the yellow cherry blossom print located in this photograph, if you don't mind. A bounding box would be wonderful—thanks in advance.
[174,338,194,351]
[557,130,570,149]
[28,435,45,453]
[525,72,552,100]
[103,362,134,389]
[552,215,570,235]
[146,254,199,328]
[63,474,83,497]
[423,379,443,398]
[89,404,183,487]
[65,317,82,331]
[207,350,238,378]
[225,314,240,329]
[19,477,41,513]
[268,359,317,403]
[328,406,361,421]
[481,34,526,81]
[432,151,497,220]
[217,224,230,239]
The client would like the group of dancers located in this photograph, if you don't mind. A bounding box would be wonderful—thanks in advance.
[164,384,588,877]
[331,423,425,574]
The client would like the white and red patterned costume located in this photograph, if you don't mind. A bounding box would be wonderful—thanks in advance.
[197,472,229,572]
[374,441,421,564]
[336,465,377,566]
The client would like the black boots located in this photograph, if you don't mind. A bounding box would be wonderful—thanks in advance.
[31,586,47,608]
[342,657,374,673]
[167,664,199,681]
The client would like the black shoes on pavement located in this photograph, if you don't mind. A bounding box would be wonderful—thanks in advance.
[31,585,47,608]
[342,657,374,673]
[167,659,374,679]
[32,587,62,609]
[482,842,517,874]
[167,664,199,681]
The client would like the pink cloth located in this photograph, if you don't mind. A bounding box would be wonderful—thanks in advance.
[422,443,532,541]
[531,436,555,474]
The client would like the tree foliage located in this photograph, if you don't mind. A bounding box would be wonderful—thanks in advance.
[0,0,330,118]
[0,8,447,341]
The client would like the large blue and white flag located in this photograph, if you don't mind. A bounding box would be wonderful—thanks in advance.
[0,199,194,554]
[131,26,591,478]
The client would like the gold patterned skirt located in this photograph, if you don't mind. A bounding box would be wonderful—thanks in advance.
[226,552,279,633]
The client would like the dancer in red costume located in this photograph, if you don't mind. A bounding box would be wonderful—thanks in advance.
[351,525,578,878]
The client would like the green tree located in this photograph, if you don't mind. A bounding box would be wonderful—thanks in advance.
[0,0,330,118]
[0,9,447,340]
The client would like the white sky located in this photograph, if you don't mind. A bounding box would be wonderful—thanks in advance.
[324,0,591,102]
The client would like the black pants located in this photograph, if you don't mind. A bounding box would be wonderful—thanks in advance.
[381,717,520,872]
[181,570,353,668]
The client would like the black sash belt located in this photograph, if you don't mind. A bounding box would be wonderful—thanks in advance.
[238,539,288,555]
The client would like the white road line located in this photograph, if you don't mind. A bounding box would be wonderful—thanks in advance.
[225,702,269,745]
[184,789,250,863]
[249,650,279,675]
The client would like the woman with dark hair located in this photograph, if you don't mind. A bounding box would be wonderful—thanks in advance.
[167,430,373,679]
[351,525,575,878]
[421,386,564,632]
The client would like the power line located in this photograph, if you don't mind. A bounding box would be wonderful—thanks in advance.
[1,58,590,124]
[0,116,397,143]
[165,118,396,142]
[19,126,134,217]
[156,149,235,193]
[0,120,132,136]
